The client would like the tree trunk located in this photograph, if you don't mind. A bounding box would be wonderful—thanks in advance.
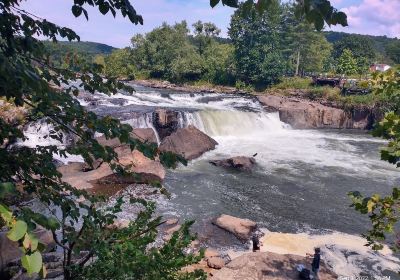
[295,50,300,76]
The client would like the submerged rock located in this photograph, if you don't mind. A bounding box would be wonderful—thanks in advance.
[258,95,375,129]
[159,125,218,160]
[212,214,257,241]
[211,252,337,280]
[209,156,256,171]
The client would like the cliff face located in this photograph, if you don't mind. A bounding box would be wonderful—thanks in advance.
[258,95,376,130]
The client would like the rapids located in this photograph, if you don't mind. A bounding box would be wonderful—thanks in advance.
[20,84,400,277]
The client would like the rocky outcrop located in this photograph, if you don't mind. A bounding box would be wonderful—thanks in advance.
[258,95,375,129]
[96,128,158,147]
[0,227,55,271]
[153,109,179,140]
[211,252,337,280]
[134,79,247,95]
[58,148,165,190]
[209,156,256,171]
[159,125,218,160]
[212,214,257,240]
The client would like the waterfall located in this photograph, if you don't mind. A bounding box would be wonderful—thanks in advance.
[186,110,290,137]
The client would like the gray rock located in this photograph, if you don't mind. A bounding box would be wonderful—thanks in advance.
[209,156,256,171]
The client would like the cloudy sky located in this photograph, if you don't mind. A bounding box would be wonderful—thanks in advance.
[20,0,400,48]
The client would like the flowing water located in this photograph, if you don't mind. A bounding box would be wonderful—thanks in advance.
[22,84,400,277]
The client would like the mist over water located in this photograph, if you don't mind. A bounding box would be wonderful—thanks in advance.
[21,84,400,277]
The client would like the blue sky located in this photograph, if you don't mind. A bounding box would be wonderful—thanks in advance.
[20,0,400,48]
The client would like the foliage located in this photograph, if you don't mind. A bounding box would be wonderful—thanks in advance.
[332,34,377,74]
[130,22,203,83]
[325,31,400,64]
[44,41,115,68]
[104,48,136,79]
[211,0,348,31]
[349,67,400,251]
[281,7,332,75]
[0,1,200,279]
[336,49,358,76]
[229,0,286,89]
[385,41,400,65]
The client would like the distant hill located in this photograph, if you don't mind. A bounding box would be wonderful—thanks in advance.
[43,41,116,67]
[324,31,399,63]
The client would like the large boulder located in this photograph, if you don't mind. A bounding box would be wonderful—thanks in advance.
[209,156,256,171]
[211,252,337,280]
[212,214,257,240]
[159,125,218,160]
[0,227,55,271]
[258,95,375,129]
[58,149,165,190]
[96,128,158,148]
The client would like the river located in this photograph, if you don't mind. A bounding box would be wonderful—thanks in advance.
[23,84,400,277]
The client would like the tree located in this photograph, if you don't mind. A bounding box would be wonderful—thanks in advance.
[336,49,358,76]
[0,1,203,279]
[386,41,400,64]
[131,21,203,83]
[104,48,136,79]
[229,0,286,88]
[192,21,221,55]
[282,5,332,75]
[333,35,376,74]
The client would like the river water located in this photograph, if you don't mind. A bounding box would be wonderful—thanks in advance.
[22,84,400,277]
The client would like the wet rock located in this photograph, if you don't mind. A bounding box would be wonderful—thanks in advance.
[211,252,337,280]
[58,149,165,190]
[207,257,225,269]
[163,224,181,241]
[212,214,256,241]
[159,126,218,160]
[82,158,103,172]
[258,95,375,129]
[153,109,179,140]
[205,248,220,259]
[108,219,130,229]
[95,128,157,148]
[209,156,256,171]
[131,128,158,144]
[165,218,179,226]
[0,227,55,270]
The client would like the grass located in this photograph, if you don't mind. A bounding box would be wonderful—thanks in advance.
[264,77,383,108]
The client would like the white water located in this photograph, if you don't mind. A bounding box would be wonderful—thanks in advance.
[19,85,400,277]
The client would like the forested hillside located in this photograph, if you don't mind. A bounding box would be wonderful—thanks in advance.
[324,31,400,64]
[43,41,115,68]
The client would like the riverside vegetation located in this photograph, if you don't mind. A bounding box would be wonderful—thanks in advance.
[1,0,400,279]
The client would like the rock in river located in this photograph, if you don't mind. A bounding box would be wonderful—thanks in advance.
[209,156,256,171]
[211,252,337,280]
[159,125,218,160]
[212,214,257,240]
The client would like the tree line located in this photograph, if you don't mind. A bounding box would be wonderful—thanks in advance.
[44,1,399,90]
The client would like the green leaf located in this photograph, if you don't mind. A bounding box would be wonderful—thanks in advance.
[21,252,43,275]
[7,220,28,241]
[0,182,16,198]
[210,0,220,8]
[23,233,39,251]
[99,3,109,15]
[72,5,82,17]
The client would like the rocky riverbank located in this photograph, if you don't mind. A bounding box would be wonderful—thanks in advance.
[133,79,380,130]
[258,95,377,129]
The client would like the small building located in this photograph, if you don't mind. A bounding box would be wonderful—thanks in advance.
[370,64,391,72]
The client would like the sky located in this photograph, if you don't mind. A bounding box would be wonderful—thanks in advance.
[20,0,400,48]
